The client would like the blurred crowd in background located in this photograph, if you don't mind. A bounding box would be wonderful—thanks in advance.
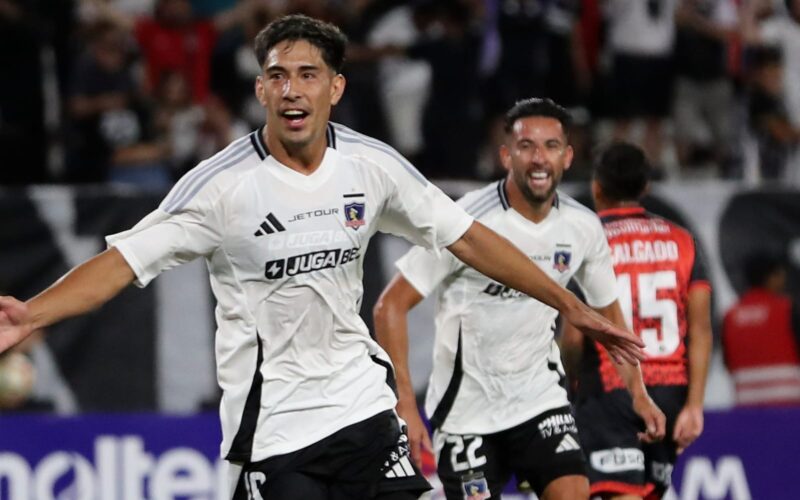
[1,0,800,188]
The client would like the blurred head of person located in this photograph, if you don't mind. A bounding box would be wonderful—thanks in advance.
[786,0,800,24]
[592,142,651,209]
[744,252,787,292]
[88,21,128,72]
[155,0,193,27]
[157,70,192,109]
[748,44,784,96]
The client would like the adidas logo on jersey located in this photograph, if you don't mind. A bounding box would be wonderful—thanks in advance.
[555,434,581,453]
[254,213,285,236]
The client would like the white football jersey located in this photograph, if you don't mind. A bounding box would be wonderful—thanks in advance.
[396,181,617,435]
[106,123,473,461]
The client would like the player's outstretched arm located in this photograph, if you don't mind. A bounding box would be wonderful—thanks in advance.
[674,286,712,453]
[0,248,135,354]
[594,300,666,443]
[373,274,432,469]
[447,221,645,364]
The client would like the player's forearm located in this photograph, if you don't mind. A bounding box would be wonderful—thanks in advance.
[560,323,584,394]
[27,248,135,330]
[686,290,713,408]
[686,332,711,408]
[448,221,575,313]
[373,296,416,408]
[596,301,648,400]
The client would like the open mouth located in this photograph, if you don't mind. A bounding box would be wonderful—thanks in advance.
[529,171,550,188]
[280,109,309,128]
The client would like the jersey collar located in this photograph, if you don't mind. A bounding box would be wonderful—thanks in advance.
[597,206,646,218]
[251,123,338,160]
[500,179,561,211]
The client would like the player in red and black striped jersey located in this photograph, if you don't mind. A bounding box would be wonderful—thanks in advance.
[563,143,713,499]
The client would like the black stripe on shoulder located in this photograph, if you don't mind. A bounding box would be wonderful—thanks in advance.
[497,179,510,210]
[225,333,264,462]
[429,328,463,430]
[327,122,336,149]
[250,126,270,160]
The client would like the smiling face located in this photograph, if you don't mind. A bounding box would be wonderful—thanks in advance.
[255,39,345,154]
[500,116,573,206]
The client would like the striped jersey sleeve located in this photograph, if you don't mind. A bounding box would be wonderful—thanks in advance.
[106,132,261,287]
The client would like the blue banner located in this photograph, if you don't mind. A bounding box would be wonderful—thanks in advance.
[1,407,798,499]
[669,407,800,500]
[0,413,224,500]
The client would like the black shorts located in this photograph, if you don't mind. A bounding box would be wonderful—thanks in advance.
[576,385,687,498]
[610,54,674,119]
[435,406,587,499]
[231,410,431,500]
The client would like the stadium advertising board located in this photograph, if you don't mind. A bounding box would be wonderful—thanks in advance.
[1,408,798,499]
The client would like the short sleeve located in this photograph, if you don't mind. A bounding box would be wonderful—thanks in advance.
[374,159,473,250]
[689,237,711,290]
[396,245,463,298]
[572,218,618,308]
[106,186,224,287]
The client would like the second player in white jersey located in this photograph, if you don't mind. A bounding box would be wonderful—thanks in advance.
[375,98,665,500]
[398,184,616,435]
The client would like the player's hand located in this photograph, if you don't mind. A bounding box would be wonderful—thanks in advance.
[397,400,433,470]
[673,404,704,454]
[563,300,645,365]
[633,394,666,443]
[0,296,34,354]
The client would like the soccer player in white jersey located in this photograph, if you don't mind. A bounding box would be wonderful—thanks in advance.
[374,98,667,500]
[0,16,646,500]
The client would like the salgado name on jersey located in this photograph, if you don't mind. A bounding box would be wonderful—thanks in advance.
[610,239,679,265]
[264,247,360,279]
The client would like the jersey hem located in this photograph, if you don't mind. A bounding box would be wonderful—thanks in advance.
[243,401,396,462]
[436,397,568,436]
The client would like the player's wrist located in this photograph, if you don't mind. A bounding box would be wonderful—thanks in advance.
[683,400,703,412]
[630,389,652,407]
[558,290,583,321]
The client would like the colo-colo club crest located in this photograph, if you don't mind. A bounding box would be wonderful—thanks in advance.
[344,202,365,229]
[553,244,572,273]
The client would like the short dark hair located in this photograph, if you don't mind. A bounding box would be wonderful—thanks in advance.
[503,98,572,136]
[254,14,348,73]
[593,142,650,202]
[743,252,785,288]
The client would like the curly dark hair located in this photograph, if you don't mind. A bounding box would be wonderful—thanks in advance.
[593,142,651,202]
[503,98,573,136]
[254,14,348,73]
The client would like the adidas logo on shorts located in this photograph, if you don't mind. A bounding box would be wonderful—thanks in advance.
[384,455,416,478]
[555,434,581,453]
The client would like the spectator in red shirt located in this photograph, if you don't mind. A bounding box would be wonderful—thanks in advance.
[85,0,256,102]
[723,252,800,406]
